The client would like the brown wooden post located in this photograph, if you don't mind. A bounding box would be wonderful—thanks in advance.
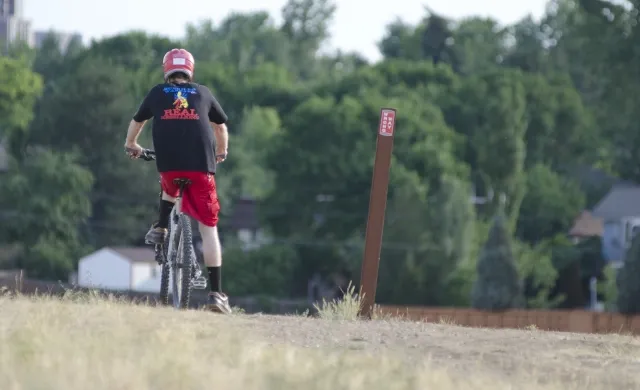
[359,108,396,318]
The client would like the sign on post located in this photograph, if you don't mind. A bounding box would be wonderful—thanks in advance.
[359,108,396,318]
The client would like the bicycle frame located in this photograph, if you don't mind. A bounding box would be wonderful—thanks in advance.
[164,182,207,288]
[164,187,184,267]
[132,148,207,309]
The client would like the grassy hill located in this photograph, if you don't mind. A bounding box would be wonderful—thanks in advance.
[0,291,638,389]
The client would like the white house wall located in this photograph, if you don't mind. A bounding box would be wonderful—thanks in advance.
[132,263,163,293]
[77,250,131,291]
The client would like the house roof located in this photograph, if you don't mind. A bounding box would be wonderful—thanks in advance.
[568,210,603,237]
[105,247,157,265]
[591,184,640,220]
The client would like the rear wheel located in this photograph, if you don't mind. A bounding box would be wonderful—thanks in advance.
[157,223,171,306]
[168,214,194,309]
[158,263,170,305]
[177,214,194,309]
[169,216,184,309]
[156,250,171,306]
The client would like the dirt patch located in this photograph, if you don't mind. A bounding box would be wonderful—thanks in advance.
[222,313,640,388]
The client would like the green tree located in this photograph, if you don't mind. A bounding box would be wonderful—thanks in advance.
[617,233,640,314]
[78,31,180,71]
[447,69,527,222]
[186,13,292,73]
[32,32,72,82]
[28,57,158,247]
[378,19,422,60]
[451,17,507,74]
[0,56,44,156]
[515,239,562,308]
[377,174,476,306]
[420,10,457,66]
[281,0,336,58]
[0,148,94,279]
[471,210,524,310]
[517,164,585,244]
[598,264,618,312]
[522,73,600,169]
[502,16,549,73]
[232,106,282,200]
[223,242,298,297]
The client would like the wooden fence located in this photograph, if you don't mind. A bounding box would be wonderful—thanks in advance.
[377,305,640,335]
[3,275,640,335]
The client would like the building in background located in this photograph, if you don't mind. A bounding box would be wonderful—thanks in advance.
[0,0,33,50]
[0,0,23,17]
[76,247,163,293]
[0,0,82,52]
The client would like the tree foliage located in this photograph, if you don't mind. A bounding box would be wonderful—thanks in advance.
[0,148,94,279]
[471,211,524,310]
[617,234,640,314]
[0,0,632,309]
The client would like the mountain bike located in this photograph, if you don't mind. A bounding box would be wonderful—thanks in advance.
[136,148,208,309]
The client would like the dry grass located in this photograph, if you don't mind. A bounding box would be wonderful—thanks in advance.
[1,292,639,390]
[313,282,363,320]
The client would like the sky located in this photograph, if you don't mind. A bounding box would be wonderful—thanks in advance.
[23,0,549,62]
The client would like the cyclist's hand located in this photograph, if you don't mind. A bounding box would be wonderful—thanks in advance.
[216,148,227,163]
[125,142,143,159]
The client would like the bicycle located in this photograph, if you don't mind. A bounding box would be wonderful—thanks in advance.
[136,148,208,309]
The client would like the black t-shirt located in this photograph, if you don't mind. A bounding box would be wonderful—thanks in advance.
[132,82,228,174]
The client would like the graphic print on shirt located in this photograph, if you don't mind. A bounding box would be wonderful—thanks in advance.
[161,86,200,120]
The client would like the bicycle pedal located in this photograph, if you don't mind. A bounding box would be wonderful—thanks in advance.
[190,277,207,289]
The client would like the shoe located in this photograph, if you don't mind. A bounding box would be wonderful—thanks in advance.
[144,223,167,245]
[206,292,232,314]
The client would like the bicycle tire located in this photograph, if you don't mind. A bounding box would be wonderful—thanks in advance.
[155,218,175,306]
[157,222,172,306]
[169,216,184,309]
[177,214,194,309]
[158,261,170,305]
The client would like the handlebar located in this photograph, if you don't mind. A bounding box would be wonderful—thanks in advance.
[139,149,156,161]
[125,147,155,161]
[127,148,223,163]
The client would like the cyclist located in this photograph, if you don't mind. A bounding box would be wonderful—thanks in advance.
[124,48,232,314]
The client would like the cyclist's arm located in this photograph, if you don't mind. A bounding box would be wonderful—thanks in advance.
[126,87,155,146]
[125,119,147,146]
[212,122,228,154]
[207,88,229,155]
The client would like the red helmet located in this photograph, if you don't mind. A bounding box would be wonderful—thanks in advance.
[163,48,195,81]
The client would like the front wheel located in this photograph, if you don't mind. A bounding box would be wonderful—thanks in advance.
[177,214,194,308]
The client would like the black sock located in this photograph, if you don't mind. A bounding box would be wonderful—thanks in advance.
[207,266,221,293]
[157,200,174,229]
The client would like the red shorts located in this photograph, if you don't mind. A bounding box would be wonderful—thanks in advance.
[159,171,220,227]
